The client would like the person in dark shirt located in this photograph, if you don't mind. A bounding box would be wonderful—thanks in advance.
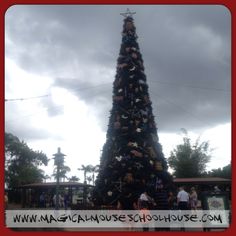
[117,187,137,210]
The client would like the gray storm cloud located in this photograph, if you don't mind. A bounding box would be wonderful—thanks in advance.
[5,5,231,139]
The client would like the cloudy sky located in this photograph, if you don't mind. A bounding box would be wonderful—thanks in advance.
[5,5,231,181]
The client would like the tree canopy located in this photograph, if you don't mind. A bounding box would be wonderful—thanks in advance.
[78,165,93,184]
[52,165,71,182]
[168,130,211,178]
[207,163,231,179]
[69,175,80,182]
[5,132,48,189]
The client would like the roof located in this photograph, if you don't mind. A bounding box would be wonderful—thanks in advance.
[18,177,231,189]
[173,177,231,183]
[19,182,93,188]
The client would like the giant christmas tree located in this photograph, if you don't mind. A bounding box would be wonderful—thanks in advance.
[93,10,172,208]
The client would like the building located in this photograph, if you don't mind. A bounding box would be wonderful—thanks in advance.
[8,182,93,208]
[7,177,231,208]
[173,177,231,191]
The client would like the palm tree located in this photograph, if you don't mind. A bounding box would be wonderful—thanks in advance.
[86,176,93,185]
[43,174,51,183]
[69,175,80,182]
[52,165,71,182]
[90,165,100,186]
[78,165,93,184]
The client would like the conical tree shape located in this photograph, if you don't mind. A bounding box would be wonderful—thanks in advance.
[93,14,172,208]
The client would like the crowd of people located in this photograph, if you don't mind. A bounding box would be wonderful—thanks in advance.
[117,186,200,212]
[38,192,70,209]
[116,185,225,231]
[36,184,223,211]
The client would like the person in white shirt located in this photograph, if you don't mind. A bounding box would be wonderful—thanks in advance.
[139,191,155,209]
[177,186,189,210]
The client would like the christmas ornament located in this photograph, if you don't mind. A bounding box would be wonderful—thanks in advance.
[129,74,135,79]
[114,80,120,87]
[140,109,148,116]
[154,161,163,171]
[115,114,121,120]
[144,95,150,104]
[113,96,123,101]
[130,150,143,157]
[127,142,138,147]
[131,52,138,59]
[147,147,156,158]
[125,21,134,31]
[107,191,113,196]
[118,63,128,69]
[124,172,134,183]
[121,126,129,131]
[138,79,145,84]
[149,160,154,165]
[135,162,143,169]
[121,114,128,119]
[115,156,123,161]
[143,118,148,123]
[114,121,121,129]
[129,66,136,71]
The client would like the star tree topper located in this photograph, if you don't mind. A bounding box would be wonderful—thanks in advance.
[120,8,136,18]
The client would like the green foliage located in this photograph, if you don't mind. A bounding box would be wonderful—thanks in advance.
[168,130,211,178]
[78,165,93,184]
[69,176,80,182]
[52,165,71,181]
[87,176,93,184]
[5,132,48,189]
[207,164,231,179]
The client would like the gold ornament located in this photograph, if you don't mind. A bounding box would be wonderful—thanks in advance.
[154,161,163,171]
[124,173,134,183]
[147,147,156,158]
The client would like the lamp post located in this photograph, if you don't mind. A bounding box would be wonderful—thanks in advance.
[53,147,66,210]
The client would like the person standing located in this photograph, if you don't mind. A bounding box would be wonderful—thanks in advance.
[177,186,189,210]
[39,192,45,208]
[4,192,8,209]
[117,187,137,210]
[177,187,189,231]
[189,187,198,210]
[213,186,221,194]
[64,193,70,210]
[138,191,153,232]
[139,191,154,209]
[168,191,176,210]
